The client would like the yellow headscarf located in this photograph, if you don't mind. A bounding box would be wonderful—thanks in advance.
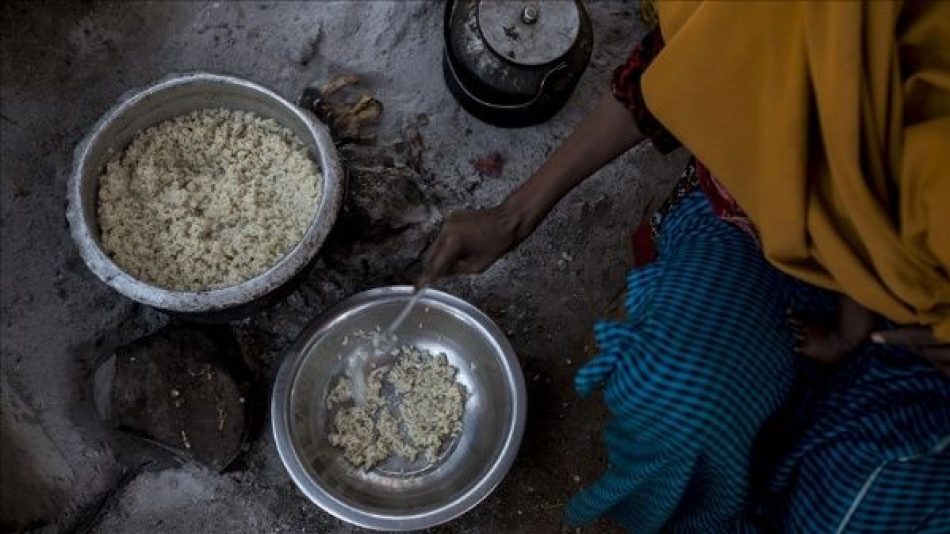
[643,1,950,339]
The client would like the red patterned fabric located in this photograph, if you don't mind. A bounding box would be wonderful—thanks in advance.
[617,30,759,265]
[695,161,758,243]
[631,161,760,266]
[610,28,680,154]
[631,223,656,267]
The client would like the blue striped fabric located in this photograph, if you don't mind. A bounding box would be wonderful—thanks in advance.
[565,187,950,532]
[760,347,950,533]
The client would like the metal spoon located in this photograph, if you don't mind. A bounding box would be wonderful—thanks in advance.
[348,287,426,405]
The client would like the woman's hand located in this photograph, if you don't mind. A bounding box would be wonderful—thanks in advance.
[418,91,647,286]
[419,204,528,285]
[872,327,950,376]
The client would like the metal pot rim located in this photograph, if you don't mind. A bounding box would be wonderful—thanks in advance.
[271,286,527,531]
[66,72,343,313]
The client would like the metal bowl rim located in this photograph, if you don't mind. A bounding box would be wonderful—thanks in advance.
[271,286,527,531]
[66,72,344,313]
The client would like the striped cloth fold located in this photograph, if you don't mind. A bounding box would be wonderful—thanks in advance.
[567,188,950,532]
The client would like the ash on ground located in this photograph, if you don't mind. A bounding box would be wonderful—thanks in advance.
[0,2,683,532]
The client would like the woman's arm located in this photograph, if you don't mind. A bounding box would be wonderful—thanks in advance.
[419,91,645,284]
[503,91,647,237]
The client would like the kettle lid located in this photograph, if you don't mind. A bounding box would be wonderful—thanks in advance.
[477,1,581,67]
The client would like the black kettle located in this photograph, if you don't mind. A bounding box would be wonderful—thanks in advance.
[443,0,593,128]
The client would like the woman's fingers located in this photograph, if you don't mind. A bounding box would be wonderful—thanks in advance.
[870,327,944,347]
[451,258,478,275]
[420,231,459,286]
[922,345,950,362]
[871,326,950,377]
[923,347,950,377]
[418,207,518,285]
[451,254,494,275]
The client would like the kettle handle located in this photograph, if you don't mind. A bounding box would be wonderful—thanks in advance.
[443,47,570,112]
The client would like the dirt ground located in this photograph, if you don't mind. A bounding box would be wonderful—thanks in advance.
[0,1,684,532]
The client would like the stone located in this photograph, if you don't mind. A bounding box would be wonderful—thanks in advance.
[98,325,252,472]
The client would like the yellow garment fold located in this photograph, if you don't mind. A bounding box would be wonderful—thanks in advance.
[643,1,950,339]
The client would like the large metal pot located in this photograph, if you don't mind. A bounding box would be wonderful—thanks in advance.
[66,73,344,319]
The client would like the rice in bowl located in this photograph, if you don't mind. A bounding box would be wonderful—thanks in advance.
[96,108,322,291]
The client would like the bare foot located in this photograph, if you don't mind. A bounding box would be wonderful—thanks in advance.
[787,311,850,364]
[788,296,877,365]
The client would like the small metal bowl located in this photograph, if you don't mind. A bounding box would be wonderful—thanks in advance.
[66,73,344,317]
[272,287,526,531]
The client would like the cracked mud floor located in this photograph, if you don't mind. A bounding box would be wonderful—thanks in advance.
[1,1,684,532]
